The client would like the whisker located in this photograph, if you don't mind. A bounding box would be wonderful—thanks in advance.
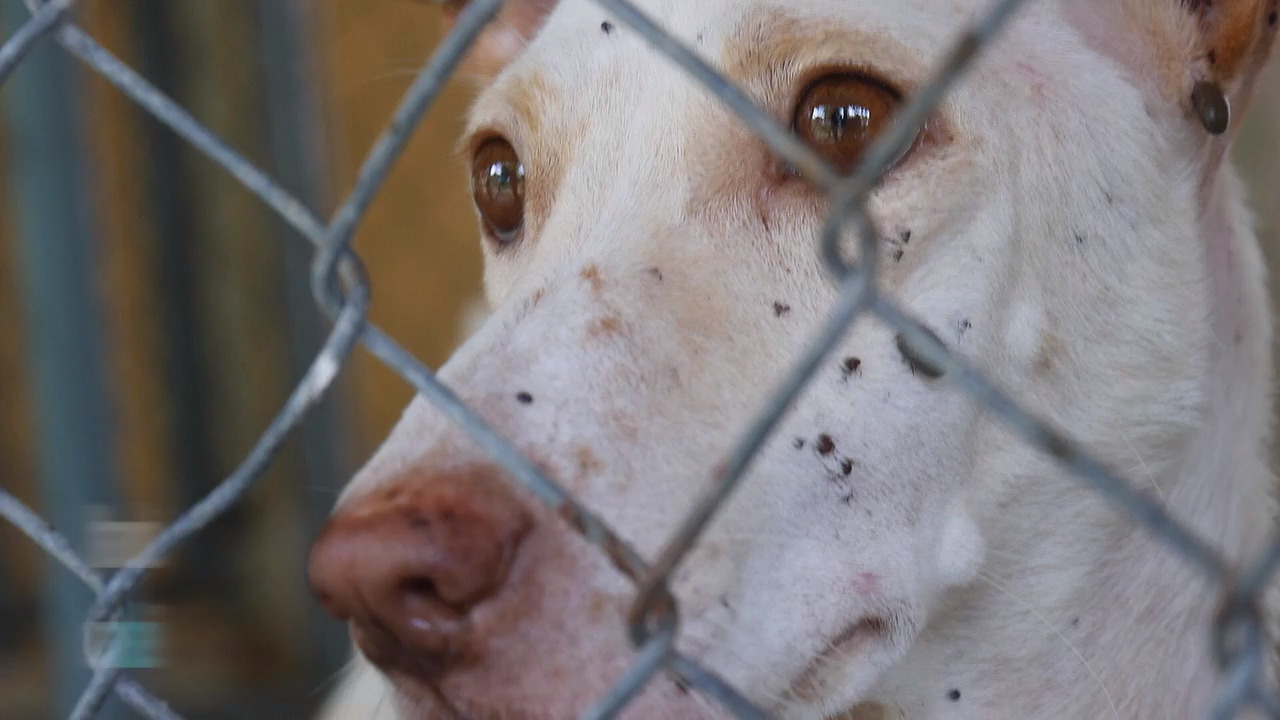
[976,570,1120,720]
[1116,427,1165,503]
[309,656,359,700]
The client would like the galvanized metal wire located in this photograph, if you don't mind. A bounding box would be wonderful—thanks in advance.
[0,0,1277,717]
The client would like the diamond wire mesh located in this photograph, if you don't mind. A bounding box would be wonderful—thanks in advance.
[0,0,1277,718]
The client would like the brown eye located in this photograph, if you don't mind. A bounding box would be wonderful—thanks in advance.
[471,137,526,243]
[793,74,902,175]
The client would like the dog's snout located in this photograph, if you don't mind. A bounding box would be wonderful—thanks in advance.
[307,465,532,678]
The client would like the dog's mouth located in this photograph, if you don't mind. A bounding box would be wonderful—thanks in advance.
[787,616,889,703]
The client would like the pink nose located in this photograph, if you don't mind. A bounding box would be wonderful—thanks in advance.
[307,465,532,679]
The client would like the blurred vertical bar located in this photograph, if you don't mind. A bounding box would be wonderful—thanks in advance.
[0,4,126,719]
[129,0,227,598]
[255,0,354,688]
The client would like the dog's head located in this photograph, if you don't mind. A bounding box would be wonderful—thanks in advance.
[309,0,1278,717]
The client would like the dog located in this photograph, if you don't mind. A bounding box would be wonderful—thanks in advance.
[305,0,1280,717]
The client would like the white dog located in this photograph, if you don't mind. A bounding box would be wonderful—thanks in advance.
[306,0,1280,717]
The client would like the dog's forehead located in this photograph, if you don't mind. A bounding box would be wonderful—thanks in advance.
[468,0,1005,132]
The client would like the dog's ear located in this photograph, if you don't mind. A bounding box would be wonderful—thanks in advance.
[1065,0,1278,137]
[429,0,558,80]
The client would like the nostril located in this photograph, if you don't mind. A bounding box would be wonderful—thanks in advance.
[398,576,466,617]
[401,576,439,598]
[307,464,534,677]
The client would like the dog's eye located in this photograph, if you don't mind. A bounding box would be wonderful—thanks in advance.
[472,137,526,243]
[793,74,902,175]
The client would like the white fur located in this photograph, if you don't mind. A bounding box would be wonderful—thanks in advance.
[319,0,1279,717]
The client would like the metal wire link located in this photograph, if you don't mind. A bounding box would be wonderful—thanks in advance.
[0,0,1277,718]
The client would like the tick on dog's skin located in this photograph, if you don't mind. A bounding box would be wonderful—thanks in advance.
[1191,80,1230,135]
[1074,232,1086,245]
[815,434,836,455]
[516,392,534,404]
[773,302,792,317]
[841,356,863,380]
[601,20,614,34]
[948,689,962,702]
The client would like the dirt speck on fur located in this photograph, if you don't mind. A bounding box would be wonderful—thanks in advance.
[815,434,835,455]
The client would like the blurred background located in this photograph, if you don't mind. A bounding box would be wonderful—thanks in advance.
[0,2,1275,719]
[0,1,484,718]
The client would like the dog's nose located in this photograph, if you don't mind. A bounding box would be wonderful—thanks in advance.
[307,465,532,678]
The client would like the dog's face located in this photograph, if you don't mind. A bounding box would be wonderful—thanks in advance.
[309,0,1278,717]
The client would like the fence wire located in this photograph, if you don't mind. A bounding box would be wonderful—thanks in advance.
[0,0,1277,718]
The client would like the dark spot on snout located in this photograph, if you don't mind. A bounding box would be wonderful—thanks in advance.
[601,20,614,34]
[892,249,905,263]
[647,267,663,281]
[899,229,912,244]
[948,689,962,701]
[841,356,862,380]
[404,510,430,530]
[815,434,835,455]
[773,302,791,317]
[840,458,854,476]
[516,392,534,405]
[958,319,972,340]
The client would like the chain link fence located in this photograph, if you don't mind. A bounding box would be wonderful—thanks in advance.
[0,0,1277,717]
